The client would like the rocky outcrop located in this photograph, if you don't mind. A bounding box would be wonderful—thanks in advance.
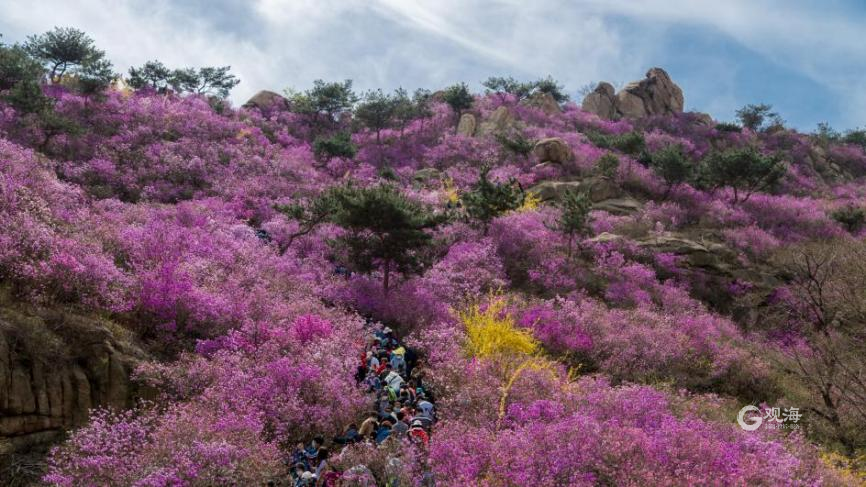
[581,68,684,120]
[525,92,561,115]
[243,90,289,111]
[588,231,780,312]
[532,138,573,164]
[456,113,477,137]
[0,306,145,454]
[581,82,617,120]
[529,177,623,203]
[592,197,643,215]
[478,106,519,136]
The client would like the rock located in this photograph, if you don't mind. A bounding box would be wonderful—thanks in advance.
[0,307,146,454]
[615,90,649,119]
[592,196,643,215]
[526,92,561,115]
[243,90,289,111]
[456,113,477,136]
[587,232,622,244]
[581,82,617,120]
[532,138,573,164]
[478,106,518,136]
[529,177,622,203]
[692,112,714,126]
[637,233,737,272]
[583,177,624,202]
[413,168,442,184]
[530,181,581,202]
[581,68,684,120]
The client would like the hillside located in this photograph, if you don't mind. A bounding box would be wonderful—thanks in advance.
[1,30,866,486]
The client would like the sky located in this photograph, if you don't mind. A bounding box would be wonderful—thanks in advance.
[1,0,864,130]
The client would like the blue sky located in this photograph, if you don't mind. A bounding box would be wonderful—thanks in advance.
[2,0,864,130]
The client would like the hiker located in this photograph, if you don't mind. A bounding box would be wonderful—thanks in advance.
[297,471,316,487]
[375,418,393,444]
[416,399,435,421]
[358,415,379,442]
[390,347,407,376]
[383,367,404,390]
[290,463,307,486]
[291,443,309,470]
[399,383,415,404]
[314,447,332,480]
[304,436,323,464]
[408,420,430,446]
[366,351,380,370]
[334,423,359,445]
[393,411,410,438]
[403,347,418,377]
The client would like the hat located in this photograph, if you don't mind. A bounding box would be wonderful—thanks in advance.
[301,471,316,480]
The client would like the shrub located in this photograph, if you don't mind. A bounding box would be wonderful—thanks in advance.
[461,166,524,234]
[594,152,620,178]
[313,131,357,160]
[460,298,539,360]
[648,144,693,198]
[831,204,866,232]
[698,147,786,204]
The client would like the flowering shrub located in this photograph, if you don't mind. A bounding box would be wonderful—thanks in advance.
[44,406,283,486]
[428,375,838,486]
[0,138,129,309]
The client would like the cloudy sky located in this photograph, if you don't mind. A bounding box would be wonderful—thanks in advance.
[2,0,864,129]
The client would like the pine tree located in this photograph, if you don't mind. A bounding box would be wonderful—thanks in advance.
[462,167,525,235]
[329,184,444,293]
[555,188,591,258]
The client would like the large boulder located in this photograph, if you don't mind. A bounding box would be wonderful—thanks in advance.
[526,92,561,115]
[581,68,684,120]
[532,137,573,164]
[580,82,617,120]
[243,90,289,111]
[615,90,649,119]
[478,106,518,136]
[456,113,477,136]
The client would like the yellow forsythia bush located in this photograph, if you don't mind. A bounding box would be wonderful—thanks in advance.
[460,298,538,359]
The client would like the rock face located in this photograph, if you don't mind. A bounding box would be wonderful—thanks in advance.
[529,177,623,203]
[0,306,145,454]
[243,90,289,111]
[456,113,477,136]
[526,92,561,115]
[478,106,518,136]
[532,138,573,164]
[581,82,617,120]
[581,68,684,120]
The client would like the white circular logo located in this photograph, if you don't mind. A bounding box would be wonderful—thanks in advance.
[737,405,762,431]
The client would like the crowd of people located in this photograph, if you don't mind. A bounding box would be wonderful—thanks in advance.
[285,323,437,486]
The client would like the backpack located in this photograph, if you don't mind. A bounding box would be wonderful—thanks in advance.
[386,385,398,402]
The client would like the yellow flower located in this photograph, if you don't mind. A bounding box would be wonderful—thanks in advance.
[442,177,459,205]
[516,191,541,212]
[460,298,538,360]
